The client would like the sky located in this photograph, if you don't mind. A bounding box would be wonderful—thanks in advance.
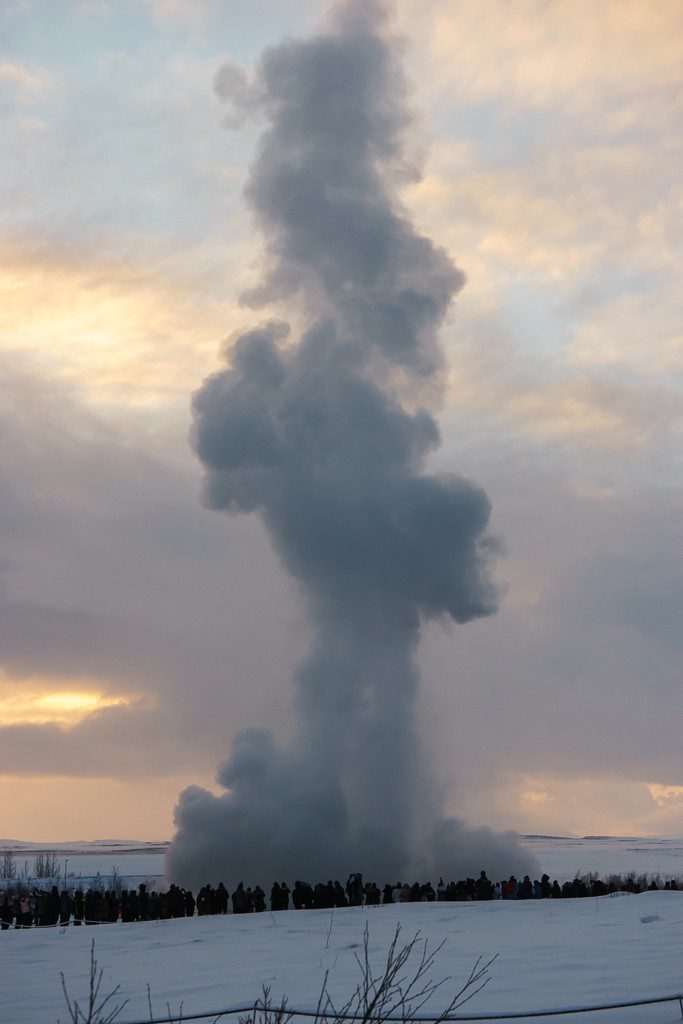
[0,0,681,842]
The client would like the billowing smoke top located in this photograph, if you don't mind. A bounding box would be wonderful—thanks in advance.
[167,0,535,888]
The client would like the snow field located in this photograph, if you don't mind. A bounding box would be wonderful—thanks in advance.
[3,893,683,1024]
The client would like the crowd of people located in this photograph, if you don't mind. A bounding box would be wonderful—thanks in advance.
[1,870,678,930]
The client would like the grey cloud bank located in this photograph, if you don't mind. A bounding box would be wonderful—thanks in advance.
[167,0,533,886]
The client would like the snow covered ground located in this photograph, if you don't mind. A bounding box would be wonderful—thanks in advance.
[522,835,683,882]
[3,835,683,891]
[4,834,683,1023]
[3,894,683,1024]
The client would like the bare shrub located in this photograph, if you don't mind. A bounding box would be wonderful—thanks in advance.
[1,848,16,879]
[60,940,128,1024]
[91,872,106,894]
[147,983,184,1024]
[239,923,495,1024]
[35,850,60,879]
[61,923,495,1024]
[578,870,683,891]
[108,867,123,899]
[12,860,34,896]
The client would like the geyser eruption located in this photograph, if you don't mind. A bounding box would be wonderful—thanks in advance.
[167,0,534,887]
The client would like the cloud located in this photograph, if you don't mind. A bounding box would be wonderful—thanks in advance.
[0,354,304,784]
[401,0,683,116]
[0,61,46,98]
[0,235,239,408]
[0,674,134,726]
[569,285,683,378]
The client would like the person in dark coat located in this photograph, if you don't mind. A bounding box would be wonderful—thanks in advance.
[216,882,229,914]
[382,883,393,904]
[333,881,347,907]
[128,889,140,921]
[138,884,150,921]
[1,894,13,929]
[184,890,196,917]
[475,872,492,901]
[48,886,60,925]
[84,889,95,924]
[232,882,248,914]
[271,882,282,911]
[363,882,379,906]
[291,881,304,910]
[149,891,161,919]
[72,890,84,924]
[59,890,72,925]
[106,890,118,922]
[345,874,354,905]
[518,876,533,900]
[168,884,183,918]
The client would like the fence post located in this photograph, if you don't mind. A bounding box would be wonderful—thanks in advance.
[678,995,683,1020]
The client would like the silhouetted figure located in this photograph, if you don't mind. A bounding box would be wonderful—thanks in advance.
[232,882,248,914]
[333,880,347,907]
[475,872,492,900]
[271,882,282,910]
[1,895,13,930]
[216,882,229,914]
[253,886,266,912]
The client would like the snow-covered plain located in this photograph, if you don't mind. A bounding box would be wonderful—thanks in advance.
[522,835,683,882]
[3,894,683,1024]
[3,835,683,890]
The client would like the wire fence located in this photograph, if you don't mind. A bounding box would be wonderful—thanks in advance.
[114,993,683,1024]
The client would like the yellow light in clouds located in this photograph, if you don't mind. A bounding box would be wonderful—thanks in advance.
[647,783,683,808]
[0,238,237,408]
[0,689,130,726]
[37,692,107,712]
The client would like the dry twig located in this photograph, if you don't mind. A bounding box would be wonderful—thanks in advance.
[60,940,128,1024]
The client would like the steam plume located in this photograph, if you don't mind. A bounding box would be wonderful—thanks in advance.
[167,0,534,887]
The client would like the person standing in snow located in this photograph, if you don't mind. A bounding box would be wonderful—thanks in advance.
[215,881,229,913]
[475,871,492,900]
[59,890,72,925]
